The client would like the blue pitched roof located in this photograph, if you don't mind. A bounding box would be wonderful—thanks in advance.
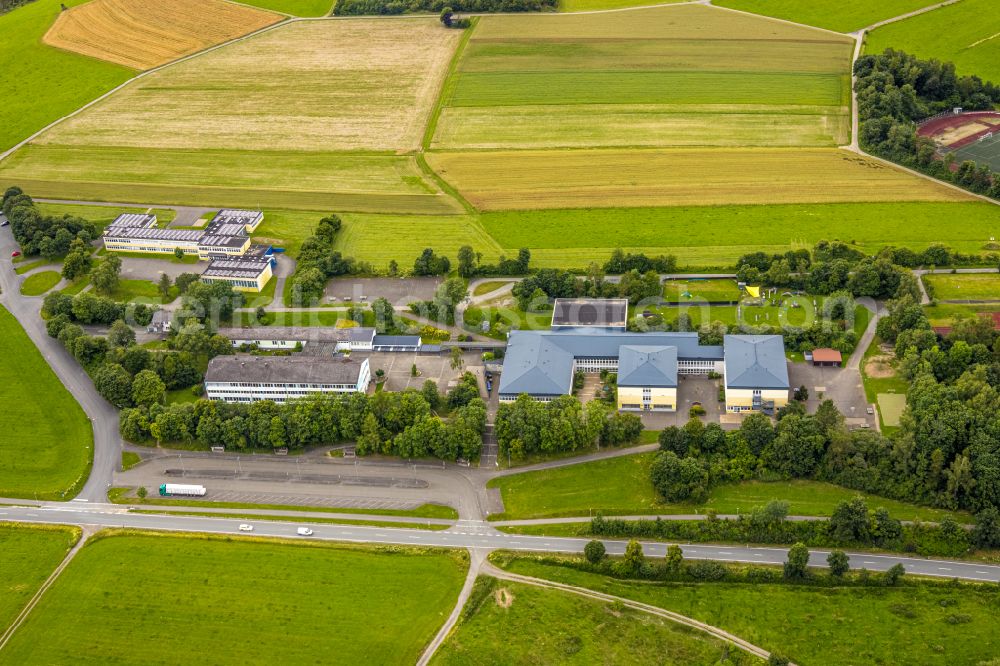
[617,346,678,388]
[723,335,789,389]
[498,330,722,397]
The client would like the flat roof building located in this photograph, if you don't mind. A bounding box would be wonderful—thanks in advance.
[216,326,376,351]
[372,335,422,352]
[209,209,264,233]
[551,298,629,330]
[205,355,370,404]
[200,258,272,293]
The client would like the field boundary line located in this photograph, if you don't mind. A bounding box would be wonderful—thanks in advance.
[416,548,486,666]
[859,0,964,33]
[0,17,298,164]
[482,561,787,664]
[705,0,852,40]
[0,528,91,651]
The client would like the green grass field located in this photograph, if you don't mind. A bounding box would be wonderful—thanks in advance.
[0,533,467,664]
[478,202,999,268]
[558,0,684,11]
[499,557,1000,666]
[19,270,62,296]
[664,279,741,303]
[108,279,178,304]
[924,272,1000,301]
[923,301,1000,326]
[952,131,1000,172]
[434,4,852,151]
[0,524,79,634]
[714,0,941,33]
[0,305,92,500]
[489,453,965,522]
[35,203,177,230]
[865,0,1000,81]
[238,0,333,15]
[0,0,133,153]
[433,578,761,665]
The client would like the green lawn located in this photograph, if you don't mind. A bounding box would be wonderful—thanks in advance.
[165,387,201,405]
[924,301,1000,326]
[237,0,333,15]
[479,202,1000,269]
[35,203,177,230]
[488,453,966,522]
[866,0,1000,81]
[663,278,741,303]
[877,393,908,427]
[60,278,90,295]
[432,578,761,665]
[714,0,941,33]
[472,280,513,297]
[19,270,61,296]
[0,524,79,634]
[499,557,1000,666]
[12,258,49,275]
[121,451,141,472]
[0,532,467,664]
[0,305,92,500]
[924,273,1000,301]
[0,0,133,153]
[107,279,177,304]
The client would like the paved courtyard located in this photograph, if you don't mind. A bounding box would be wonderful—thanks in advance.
[120,256,202,281]
[360,350,483,393]
[787,362,876,428]
[324,277,443,308]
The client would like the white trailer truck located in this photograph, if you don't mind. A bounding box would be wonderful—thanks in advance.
[159,483,207,497]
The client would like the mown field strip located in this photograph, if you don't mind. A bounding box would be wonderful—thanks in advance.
[427,148,973,210]
[714,0,943,33]
[434,105,849,149]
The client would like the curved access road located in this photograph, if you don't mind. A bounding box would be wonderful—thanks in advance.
[0,226,120,501]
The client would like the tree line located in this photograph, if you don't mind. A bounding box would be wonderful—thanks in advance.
[495,394,644,461]
[3,188,99,260]
[120,381,485,460]
[290,215,370,305]
[856,49,1000,201]
[334,0,554,16]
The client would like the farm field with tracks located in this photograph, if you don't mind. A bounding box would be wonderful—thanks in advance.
[0,0,132,153]
[923,273,1000,301]
[865,0,1000,81]
[428,148,971,210]
[433,4,853,151]
[0,534,467,664]
[2,19,462,213]
[713,0,941,33]
[43,0,283,70]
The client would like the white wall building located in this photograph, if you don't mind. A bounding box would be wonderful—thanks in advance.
[205,356,370,404]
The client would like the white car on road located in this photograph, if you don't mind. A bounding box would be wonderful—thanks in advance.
[238,524,254,532]
[296,527,314,536]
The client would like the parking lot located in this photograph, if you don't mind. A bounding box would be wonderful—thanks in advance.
[324,277,443,307]
[787,362,875,427]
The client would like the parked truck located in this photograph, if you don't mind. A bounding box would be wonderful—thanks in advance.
[159,483,206,497]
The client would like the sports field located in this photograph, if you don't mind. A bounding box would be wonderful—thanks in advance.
[0,306,92,500]
[0,525,80,633]
[0,533,467,664]
[433,4,853,151]
[714,0,941,33]
[0,0,132,153]
[877,393,907,427]
[428,148,971,210]
[664,279,741,303]
[43,0,283,70]
[478,201,999,268]
[433,579,759,665]
[4,19,463,213]
[865,0,1000,82]
[923,273,1000,301]
[953,131,1000,172]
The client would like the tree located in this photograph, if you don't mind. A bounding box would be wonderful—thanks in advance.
[883,563,905,586]
[90,255,122,296]
[421,380,441,411]
[450,346,464,371]
[131,369,166,408]
[457,245,477,278]
[827,549,850,577]
[107,319,136,348]
[584,539,606,564]
[94,363,133,407]
[61,239,92,281]
[372,297,396,333]
[173,247,184,261]
[621,539,644,575]
[439,5,453,26]
[768,655,790,666]
[650,451,709,502]
[174,273,200,294]
[137,486,147,499]
[783,542,809,579]
[829,497,871,543]
[158,273,172,300]
[794,385,809,402]
[665,544,684,573]
[973,507,1000,548]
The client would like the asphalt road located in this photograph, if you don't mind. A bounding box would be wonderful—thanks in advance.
[2,504,999,582]
[0,226,119,501]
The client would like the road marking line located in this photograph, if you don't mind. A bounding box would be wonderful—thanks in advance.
[938,567,952,571]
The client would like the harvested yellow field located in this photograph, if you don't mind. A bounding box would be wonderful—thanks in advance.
[427,148,973,210]
[43,0,283,70]
[37,19,462,152]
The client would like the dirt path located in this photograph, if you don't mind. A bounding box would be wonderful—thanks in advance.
[480,560,786,664]
[416,548,488,666]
